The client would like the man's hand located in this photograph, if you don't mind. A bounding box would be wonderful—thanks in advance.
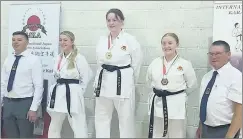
[27,110,37,123]
[225,102,242,138]
[196,122,202,139]
[196,127,201,138]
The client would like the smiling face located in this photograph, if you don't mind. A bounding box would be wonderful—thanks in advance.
[106,13,123,33]
[106,9,125,33]
[59,34,74,53]
[161,33,179,57]
[208,45,231,70]
[12,34,28,54]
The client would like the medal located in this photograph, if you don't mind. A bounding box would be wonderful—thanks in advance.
[161,78,169,85]
[161,55,179,85]
[105,34,113,59]
[161,62,168,86]
[105,51,112,59]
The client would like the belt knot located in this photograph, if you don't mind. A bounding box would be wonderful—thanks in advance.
[102,64,118,72]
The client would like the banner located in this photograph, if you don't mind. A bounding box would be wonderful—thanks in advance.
[213,1,242,137]
[8,3,60,136]
[213,1,242,53]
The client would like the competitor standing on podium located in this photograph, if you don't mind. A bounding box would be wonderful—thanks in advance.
[46,31,93,138]
[1,31,44,138]
[94,8,143,138]
[146,33,197,138]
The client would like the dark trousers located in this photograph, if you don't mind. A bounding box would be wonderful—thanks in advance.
[202,123,240,138]
[2,97,34,138]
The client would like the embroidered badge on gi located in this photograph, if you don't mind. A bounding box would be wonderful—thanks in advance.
[177,66,183,71]
[121,45,127,51]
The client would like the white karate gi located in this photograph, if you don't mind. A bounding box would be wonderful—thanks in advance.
[146,55,197,138]
[46,52,93,138]
[94,30,143,138]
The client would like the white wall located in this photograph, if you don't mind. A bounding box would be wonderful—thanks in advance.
[1,1,214,138]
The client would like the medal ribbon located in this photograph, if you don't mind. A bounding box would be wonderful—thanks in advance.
[57,56,62,71]
[163,64,166,75]
[108,35,111,49]
[162,55,179,77]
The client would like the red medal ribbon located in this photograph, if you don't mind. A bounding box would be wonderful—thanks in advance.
[57,56,62,71]
[163,64,166,75]
[108,35,111,49]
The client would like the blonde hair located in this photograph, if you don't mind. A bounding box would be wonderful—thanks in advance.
[161,33,180,54]
[60,31,78,69]
[161,33,179,45]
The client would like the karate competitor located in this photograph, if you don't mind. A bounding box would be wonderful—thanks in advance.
[94,8,143,138]
[146,33,197,138]
[46,31,93,138]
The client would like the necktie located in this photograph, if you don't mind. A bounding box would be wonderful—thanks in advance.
[7,55,22,92]
[200,70,218,123]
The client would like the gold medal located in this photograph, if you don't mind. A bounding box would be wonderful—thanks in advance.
[105,34,114,59]
[105,52,112,59]
[161,78,169,85]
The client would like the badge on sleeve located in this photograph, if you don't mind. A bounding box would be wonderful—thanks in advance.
[177,66,183,71]
[121,45,127,51]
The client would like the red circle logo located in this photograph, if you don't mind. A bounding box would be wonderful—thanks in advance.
[27,15,40,31]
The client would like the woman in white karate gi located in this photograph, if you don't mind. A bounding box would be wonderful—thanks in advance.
[93,8,143,138]
[47,31,92,138]
[146,33,197,138]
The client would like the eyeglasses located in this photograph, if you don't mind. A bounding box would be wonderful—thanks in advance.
[207,52,226,57]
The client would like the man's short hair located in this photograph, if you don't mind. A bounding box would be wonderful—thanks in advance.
[211,40,231,52]
[12,31,29,41]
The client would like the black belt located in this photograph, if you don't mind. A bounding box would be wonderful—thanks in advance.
[95,64,131,97]
[148,88,185,138]
[4,97,33,101]
[49,78,79,117]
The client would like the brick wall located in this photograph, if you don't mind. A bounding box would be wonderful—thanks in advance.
[1,1,214,138]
